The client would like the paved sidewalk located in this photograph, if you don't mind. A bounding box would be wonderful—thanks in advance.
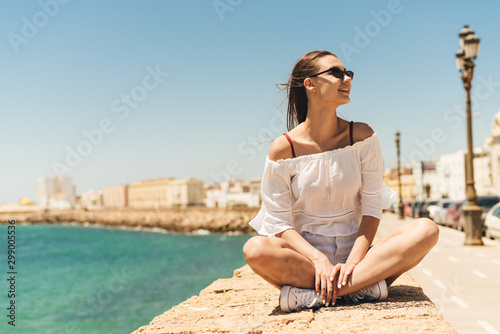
[379,212,500,334]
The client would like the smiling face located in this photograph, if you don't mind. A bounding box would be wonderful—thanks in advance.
[305,55,352,107]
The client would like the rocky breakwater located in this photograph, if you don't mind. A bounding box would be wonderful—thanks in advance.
[133,265,456,334]
[0,207,260,233]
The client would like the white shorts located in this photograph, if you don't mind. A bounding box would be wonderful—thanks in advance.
[300,231,357,265]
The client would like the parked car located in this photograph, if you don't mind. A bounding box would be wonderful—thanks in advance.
[428,199,458,225]
[389,201,399,214]
[421,200,438,218]
[445,201,464,229]
[458,195,500,231]
[485,202,500,239]
[412,201,424,218]
[411,200,438,218]
[404,201,414,217]
[391,201,409,215]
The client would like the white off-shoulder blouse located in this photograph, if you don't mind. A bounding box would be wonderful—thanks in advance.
[249,132,398,237]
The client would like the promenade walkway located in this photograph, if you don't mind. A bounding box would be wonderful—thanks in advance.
[379,212,500,334]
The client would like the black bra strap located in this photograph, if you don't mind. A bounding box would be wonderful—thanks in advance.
[349,121,354,145]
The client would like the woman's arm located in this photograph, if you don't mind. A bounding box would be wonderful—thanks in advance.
[338,215,380,288]
[276,229,327,263]
[347,215,380,264]
[336,122,384,288]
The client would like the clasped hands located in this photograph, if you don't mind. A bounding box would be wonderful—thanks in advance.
[313,258,357,306]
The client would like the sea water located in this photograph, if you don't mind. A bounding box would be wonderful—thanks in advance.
[0,223,252,334]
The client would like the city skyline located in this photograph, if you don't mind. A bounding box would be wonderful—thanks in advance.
[2,1,500,204]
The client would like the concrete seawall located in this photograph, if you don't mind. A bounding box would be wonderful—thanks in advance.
[132,265,456,334]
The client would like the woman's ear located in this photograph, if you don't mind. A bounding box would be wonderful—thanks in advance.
[303,77,316,93]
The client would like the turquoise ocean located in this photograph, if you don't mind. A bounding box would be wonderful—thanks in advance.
[0,223,252,334]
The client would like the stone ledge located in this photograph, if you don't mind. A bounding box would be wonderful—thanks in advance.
[132,265,456,334]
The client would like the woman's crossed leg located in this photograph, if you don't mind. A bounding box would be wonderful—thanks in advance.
[243,218,439,305]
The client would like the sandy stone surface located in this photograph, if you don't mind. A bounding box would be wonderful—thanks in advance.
[132,265,456,334]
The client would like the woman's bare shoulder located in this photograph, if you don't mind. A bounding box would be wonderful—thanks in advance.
[269,135,294,162]
[352,121,375,143]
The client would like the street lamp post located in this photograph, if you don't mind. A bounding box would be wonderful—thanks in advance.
[455,25,483,246]
[395,131,404,219]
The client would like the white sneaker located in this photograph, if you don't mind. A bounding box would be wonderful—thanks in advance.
[280,286,322,312]
[343,279,388,303]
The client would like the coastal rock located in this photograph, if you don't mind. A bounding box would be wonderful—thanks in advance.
[0,207,260,233]
[132,265,456,334]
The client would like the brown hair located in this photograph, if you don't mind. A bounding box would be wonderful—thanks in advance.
[278,50,337,131]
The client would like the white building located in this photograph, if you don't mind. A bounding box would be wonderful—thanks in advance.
[103,184,128,208]
[249,178,262,205]
[36,176,76,209]
[488,109,500,195]
[438,148,491,200]
[412,161,440,201]
[205,178,261,208]
[127,177,204,209]
[166,178,205,208]
[79,189,104,210]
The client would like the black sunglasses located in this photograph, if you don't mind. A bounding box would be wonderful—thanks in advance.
[310,67,354,80]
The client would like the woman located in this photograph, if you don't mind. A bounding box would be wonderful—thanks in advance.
[242,50,439,312]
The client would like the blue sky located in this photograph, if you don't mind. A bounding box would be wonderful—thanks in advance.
[1,0,500,204]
